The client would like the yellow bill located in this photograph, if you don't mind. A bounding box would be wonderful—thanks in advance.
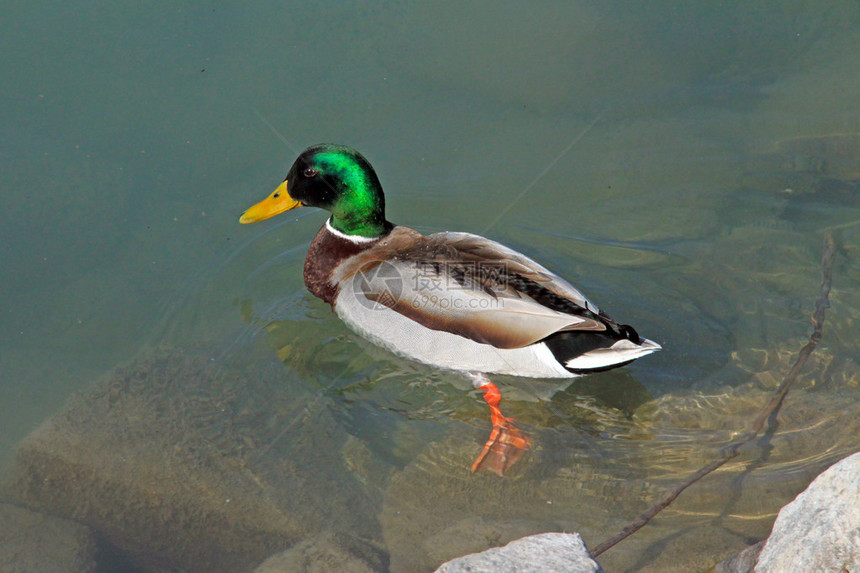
[239,180,301,223]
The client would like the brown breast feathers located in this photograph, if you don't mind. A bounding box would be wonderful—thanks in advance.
[303,222,387,305]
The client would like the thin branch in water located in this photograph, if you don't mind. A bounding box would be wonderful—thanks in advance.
[591,229,836,558]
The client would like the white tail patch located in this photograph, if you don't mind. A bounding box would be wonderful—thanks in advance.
[565,338,661,371]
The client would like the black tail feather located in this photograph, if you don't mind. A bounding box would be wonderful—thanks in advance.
[543,321,642,374]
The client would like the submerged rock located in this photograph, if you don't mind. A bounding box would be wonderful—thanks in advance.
[433,532,603,573]
[0,347,387,573]
[774,134,860,182]
[0,501,98,573]
[253,531,388,573]
[715,541,764,573]
[754,451,860,572]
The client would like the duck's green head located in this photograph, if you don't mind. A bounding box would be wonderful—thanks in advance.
[240,143,390,238]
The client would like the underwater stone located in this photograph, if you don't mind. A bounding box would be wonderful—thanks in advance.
[253,531,388,573]
[0,347,383,573]
[0,501,98,573]
[714,541,764,573]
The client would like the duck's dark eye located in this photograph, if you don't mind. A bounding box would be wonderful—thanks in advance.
[302,167,318,178]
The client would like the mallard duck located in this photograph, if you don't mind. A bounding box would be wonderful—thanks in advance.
[241,143,660,475]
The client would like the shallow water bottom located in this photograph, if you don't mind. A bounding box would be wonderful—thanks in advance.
[1,316,857,573]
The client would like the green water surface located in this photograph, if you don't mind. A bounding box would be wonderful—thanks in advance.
[2,2,860,571]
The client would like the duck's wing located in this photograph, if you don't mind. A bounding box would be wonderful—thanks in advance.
[431,231,602,313]
[331,228,609,349]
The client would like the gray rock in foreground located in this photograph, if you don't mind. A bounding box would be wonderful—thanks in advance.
[754,451,860,572]
[433,532,603,573]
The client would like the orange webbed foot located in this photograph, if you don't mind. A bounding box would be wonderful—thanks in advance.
[470,377,531,476]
